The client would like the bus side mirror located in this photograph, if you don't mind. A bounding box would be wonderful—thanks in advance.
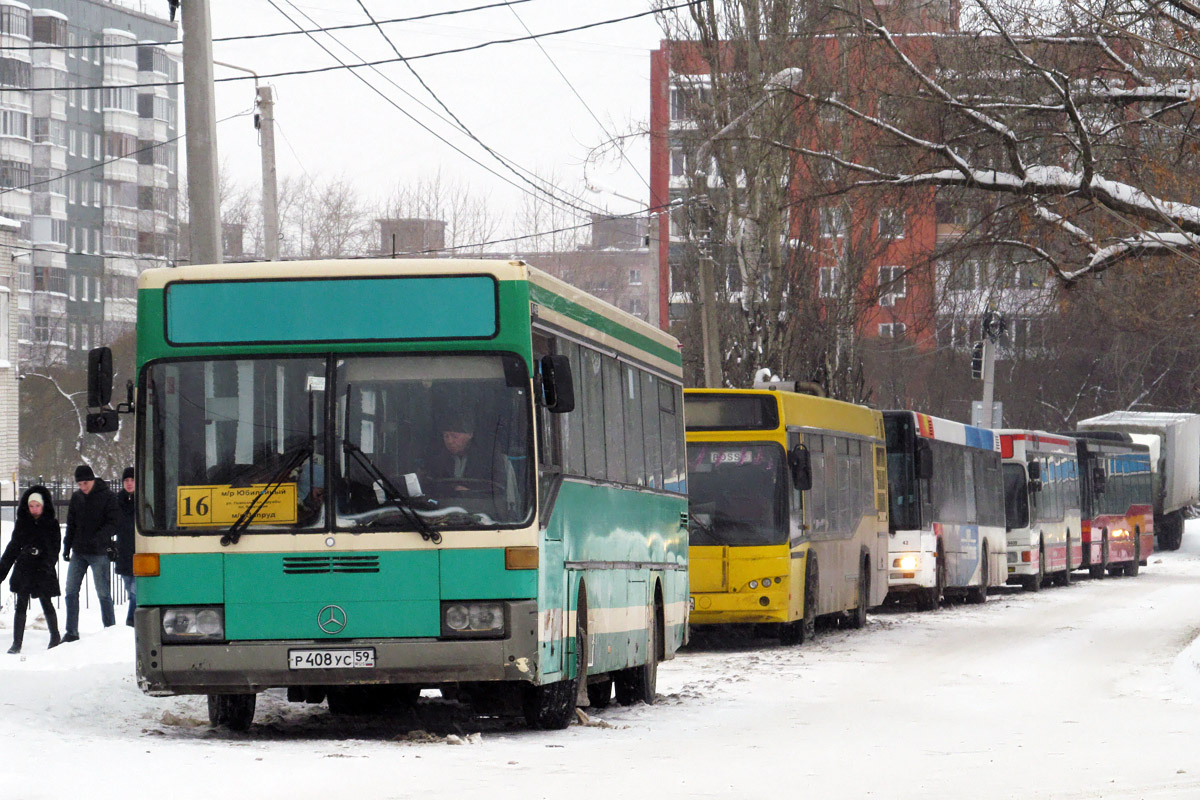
[916,440,934,480]
[1092,466,1106,493]
[788,445,812,491]
[539,354,575,414]
[87,346,113,407]
[1028,460,1042,492]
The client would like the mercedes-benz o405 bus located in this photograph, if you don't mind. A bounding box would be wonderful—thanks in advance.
[88,258,688,731]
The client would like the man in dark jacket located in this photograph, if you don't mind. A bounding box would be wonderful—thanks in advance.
[63,464,120,640]
[115,466,136,627]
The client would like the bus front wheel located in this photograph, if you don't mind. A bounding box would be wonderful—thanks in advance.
[524,588,586,729]
[1126,531,1141,577]
[1089,532,1107,580]
[207,693,256,731]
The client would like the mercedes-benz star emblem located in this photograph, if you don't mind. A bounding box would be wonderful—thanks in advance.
[317,604,347,635]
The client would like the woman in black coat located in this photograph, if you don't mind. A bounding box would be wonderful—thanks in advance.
[0,486,62,653]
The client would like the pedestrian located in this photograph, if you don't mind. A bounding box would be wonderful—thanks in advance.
[115,466,136,627]
[0,486,62,653]
[63,464,120,640]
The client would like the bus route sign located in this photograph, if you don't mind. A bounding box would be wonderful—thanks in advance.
[176,484,299,527]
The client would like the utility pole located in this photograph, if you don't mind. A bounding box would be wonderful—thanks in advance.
[181,0,222,265]
[971,310,1004,427]
[256,86,280,261]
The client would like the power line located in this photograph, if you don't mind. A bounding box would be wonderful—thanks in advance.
[503,1,651,192]
[0,1,537,52]
[265,0,600,220]
[0,109,253,197]
[349,0,606,217]
[377,197,687,256]
[10,2,699,94]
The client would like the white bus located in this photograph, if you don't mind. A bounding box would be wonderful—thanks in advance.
[884,411,1008,609]
[998,430,1082,591]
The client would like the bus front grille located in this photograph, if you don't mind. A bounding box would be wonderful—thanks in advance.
[283,556,381,575]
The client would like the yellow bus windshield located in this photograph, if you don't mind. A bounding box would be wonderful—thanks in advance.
[687,441,789,547]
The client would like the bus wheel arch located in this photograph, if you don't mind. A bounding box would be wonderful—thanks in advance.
[614,583,660,706]
[1089,530,1108,579]
[967,540,989,604]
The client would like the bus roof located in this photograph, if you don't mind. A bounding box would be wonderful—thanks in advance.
[140,258,681,375]
[995,429,1076,459]
[884,410,998,451]
[686,388,883,440]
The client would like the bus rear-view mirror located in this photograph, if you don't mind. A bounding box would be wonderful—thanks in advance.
[1028,460,1043,492]
[788,445,812,492]
[539,354,575,414]
[87,346,113,407]
[916,440,934,480]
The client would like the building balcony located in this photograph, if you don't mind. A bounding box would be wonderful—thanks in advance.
[103,158,137,184]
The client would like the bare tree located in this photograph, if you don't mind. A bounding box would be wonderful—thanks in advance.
[379,170,499,254]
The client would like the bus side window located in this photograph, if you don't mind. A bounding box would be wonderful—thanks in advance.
[808,434,825,533]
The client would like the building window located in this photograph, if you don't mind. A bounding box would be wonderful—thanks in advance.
[819,207,846,238]
[669,83,710,123]
[628,297,645,316]
[68,273,76,300]
[629,269,642,286]
[879,208,905,239]
[33,314,49,343]
[0,109,28,138]
[819,266,840,298]
[670,147,687,177]
[878,266,906,307]
[943,259,981,292]
[0,160,29,190]
[878,322,906,340]
[1,6,30,38]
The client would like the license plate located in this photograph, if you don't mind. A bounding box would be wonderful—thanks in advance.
[288,648,375,670]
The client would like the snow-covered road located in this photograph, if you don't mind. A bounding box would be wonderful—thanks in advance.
[4,524,1200,799]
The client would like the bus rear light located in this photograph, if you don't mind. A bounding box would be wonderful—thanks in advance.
[504,546,538,570]
[1021,551,1032,563]
[133,553,160,577]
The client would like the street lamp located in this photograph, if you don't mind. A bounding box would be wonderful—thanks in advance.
[691,68,804,388]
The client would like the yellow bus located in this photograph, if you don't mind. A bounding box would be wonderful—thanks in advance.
[684,388,889,643]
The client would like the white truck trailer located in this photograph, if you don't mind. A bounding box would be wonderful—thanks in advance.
[1077,411,1200,551]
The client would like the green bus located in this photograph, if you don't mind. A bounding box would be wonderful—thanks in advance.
[91,258,688,730]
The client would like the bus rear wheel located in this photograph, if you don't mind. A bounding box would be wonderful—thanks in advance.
[967,542,989,604]
[849,557,869,629]
[208,693,256,731]
[615,597,660,706]
[524,587,586,729]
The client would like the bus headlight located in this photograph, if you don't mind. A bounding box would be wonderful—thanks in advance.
[161,607,225,642]
[895,556,919,570]
[441,602,506,638]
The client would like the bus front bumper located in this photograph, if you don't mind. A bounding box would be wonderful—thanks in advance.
[689,590,788,625]
[134,602,540,695]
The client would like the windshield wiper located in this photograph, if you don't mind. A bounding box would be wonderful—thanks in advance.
[342,384,442,544]
[221,443,313,546]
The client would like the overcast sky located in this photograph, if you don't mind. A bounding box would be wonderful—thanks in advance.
[184,0,666,232]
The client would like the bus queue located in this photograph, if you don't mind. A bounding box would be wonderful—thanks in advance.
[83,257,1161,731]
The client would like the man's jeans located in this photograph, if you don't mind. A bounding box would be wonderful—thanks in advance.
[65,552,115,635]
[122,574,136,626]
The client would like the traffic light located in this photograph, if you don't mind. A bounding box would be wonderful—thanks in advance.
[971,341,984,380]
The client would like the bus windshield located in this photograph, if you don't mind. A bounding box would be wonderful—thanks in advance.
[686,442,788,546]
[884,414,921,531]
[140,354,533,534]
[1003,463,1029,530]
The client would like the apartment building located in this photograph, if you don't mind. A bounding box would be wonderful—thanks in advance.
[0,0,178,367]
